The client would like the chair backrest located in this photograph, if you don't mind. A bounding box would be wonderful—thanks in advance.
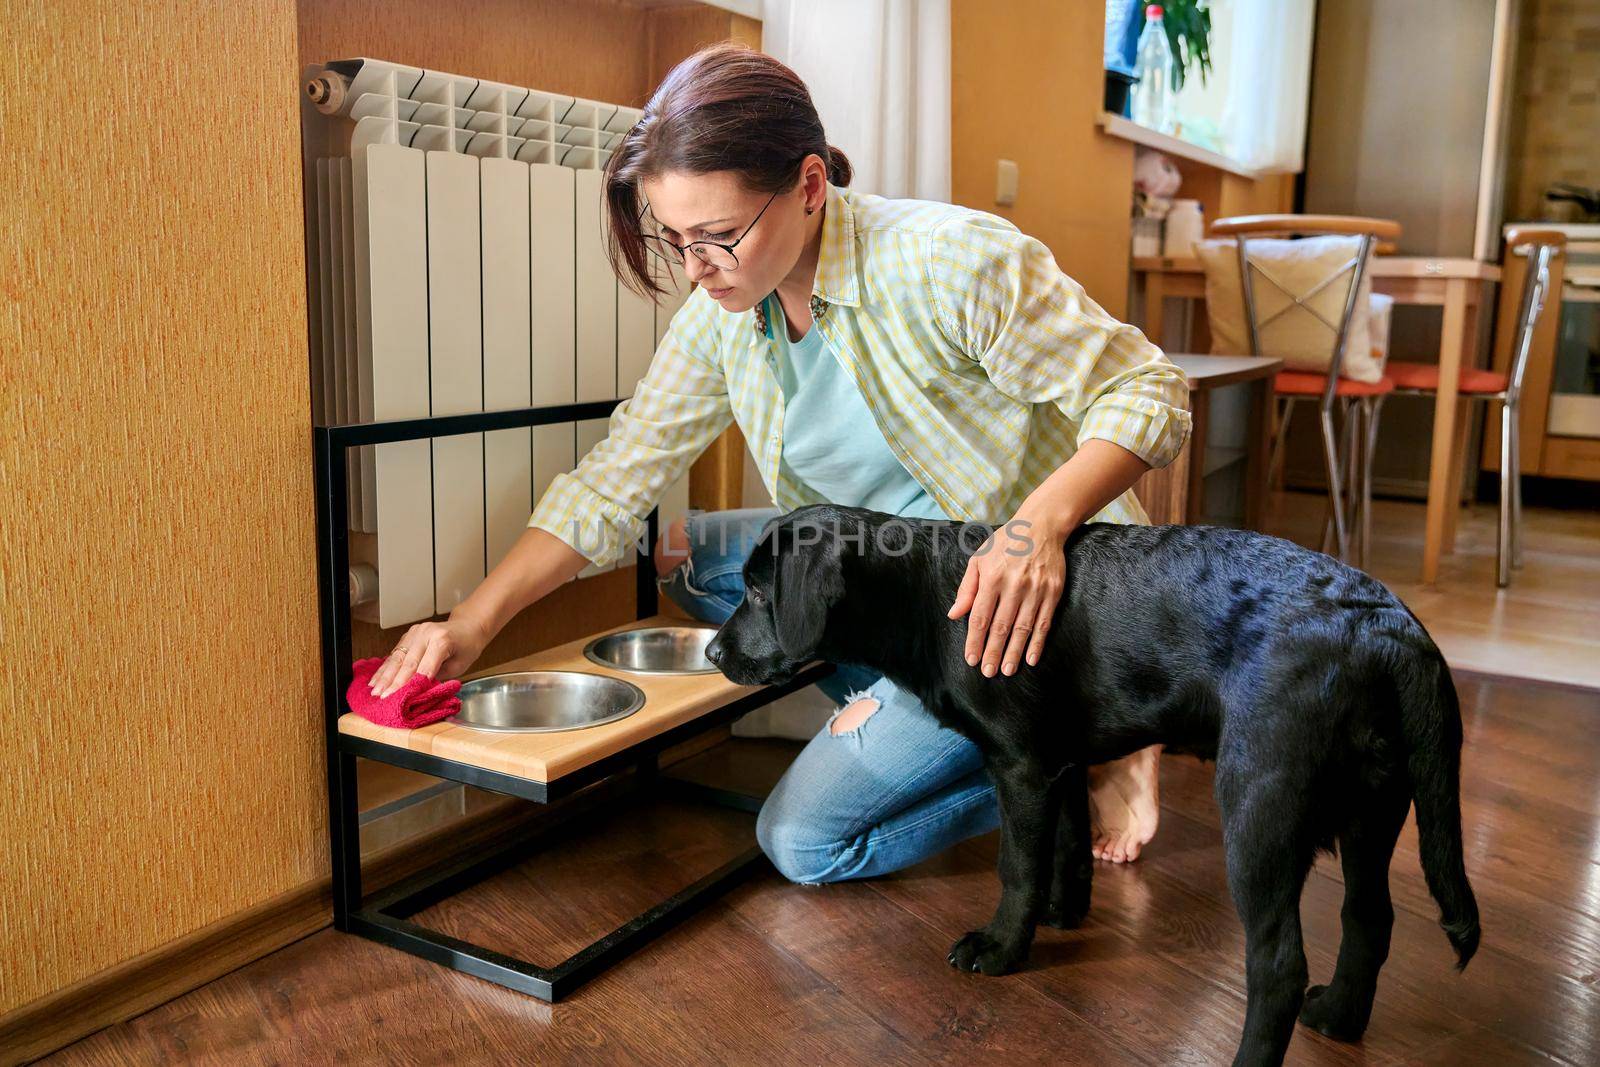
[1209,214,1403,401]
[1502,226,1566,405]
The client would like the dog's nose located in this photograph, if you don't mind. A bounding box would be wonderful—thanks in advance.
[704,636,723,666]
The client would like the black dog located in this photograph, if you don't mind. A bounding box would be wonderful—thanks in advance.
[703,504,1479,1067]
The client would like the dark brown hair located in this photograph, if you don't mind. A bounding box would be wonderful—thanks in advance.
[602,41,853,300]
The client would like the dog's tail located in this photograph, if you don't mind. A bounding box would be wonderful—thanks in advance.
[1393,644,1480,970]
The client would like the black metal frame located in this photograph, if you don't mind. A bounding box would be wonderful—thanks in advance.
[313,400,830,1001]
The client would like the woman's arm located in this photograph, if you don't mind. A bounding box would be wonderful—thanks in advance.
[368,288,734,697]
[945,439,1151,678]
[526,289,735,570]
[368,527,588,698]
[925,211,1191,473]
[926,211,1191,676]
[1014,437,1154,543]
[455,527,591,639]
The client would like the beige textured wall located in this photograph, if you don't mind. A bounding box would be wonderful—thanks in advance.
[0,0,751,1018]
[1,0,315,1011]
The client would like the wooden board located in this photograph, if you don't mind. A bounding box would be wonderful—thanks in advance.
[1132,355,1281,526]
[1134,255,1502,283]
[1168,353,1283,389]
[339,614,798,784]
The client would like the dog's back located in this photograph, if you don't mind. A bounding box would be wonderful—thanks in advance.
[1054,523,1429,748]
[992,521,1478,954]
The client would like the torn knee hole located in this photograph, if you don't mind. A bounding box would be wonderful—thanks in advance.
[828,691,880,735]
[653,520,693,579]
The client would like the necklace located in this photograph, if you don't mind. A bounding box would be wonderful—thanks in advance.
[753,293,829,337]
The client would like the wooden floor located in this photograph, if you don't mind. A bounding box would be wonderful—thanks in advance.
[43,669,1600,1066]
[40,490,1599,1065]
[1264,489,1600,690]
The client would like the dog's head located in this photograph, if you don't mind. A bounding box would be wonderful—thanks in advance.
[703,507,850,687]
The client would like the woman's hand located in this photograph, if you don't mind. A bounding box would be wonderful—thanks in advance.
[946,509,1071,678]
[367,613,492,698]
[947,439,1152,678]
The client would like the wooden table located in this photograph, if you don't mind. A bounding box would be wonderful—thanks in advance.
[1133,256,1502,583]
[1133,354,1283,529]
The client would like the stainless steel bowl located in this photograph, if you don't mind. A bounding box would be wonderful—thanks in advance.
[582,624,720,675]
[450,670,646,732]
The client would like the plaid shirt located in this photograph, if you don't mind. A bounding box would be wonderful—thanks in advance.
[529,181,1192,568]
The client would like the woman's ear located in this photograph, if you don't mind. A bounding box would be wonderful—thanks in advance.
[772,522,845,658]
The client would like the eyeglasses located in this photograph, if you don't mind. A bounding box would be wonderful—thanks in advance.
[639,187,782,272]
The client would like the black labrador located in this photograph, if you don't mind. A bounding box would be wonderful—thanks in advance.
[702,503,1479,1067]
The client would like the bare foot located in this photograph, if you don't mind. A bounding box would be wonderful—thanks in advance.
[1088,745,1162,863]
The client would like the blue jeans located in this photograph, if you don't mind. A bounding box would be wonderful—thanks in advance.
[658,506,1000,884]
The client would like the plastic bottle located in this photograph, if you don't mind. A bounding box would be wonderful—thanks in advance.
[1163,199,1205,257]
[1130,4,1175,134]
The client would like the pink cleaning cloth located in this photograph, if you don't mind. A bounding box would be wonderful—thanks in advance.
[347,657,463,729]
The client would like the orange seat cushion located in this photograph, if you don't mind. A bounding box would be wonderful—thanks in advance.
[1274,371,1396,397]
[1386,361,1509,394]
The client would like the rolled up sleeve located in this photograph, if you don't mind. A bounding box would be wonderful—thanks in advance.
[528,290,734,568]
[925,212,1191,470]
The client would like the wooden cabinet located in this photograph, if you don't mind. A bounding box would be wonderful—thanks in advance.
[1481,225,1600,481]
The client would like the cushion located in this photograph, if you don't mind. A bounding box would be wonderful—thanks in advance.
[1369,292,1395,373]
[1197,235,1383,383]
[1386,362,1509,394]
[1275,371,1395,397]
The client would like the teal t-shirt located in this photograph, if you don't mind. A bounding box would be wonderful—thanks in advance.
[763,293,950,521]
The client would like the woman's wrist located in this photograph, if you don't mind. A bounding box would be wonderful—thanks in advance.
[1020,438,1152,544]
[1014,495,1084,546]
[448,604,497,649]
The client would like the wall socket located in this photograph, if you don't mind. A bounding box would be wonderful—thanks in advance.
[995,158,1019,206]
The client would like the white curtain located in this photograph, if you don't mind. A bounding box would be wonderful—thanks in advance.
[1220,0,1317,172]
[761,0,952,201]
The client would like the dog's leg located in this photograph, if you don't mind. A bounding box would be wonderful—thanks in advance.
[1298,787,1409,1042]
[1218,770,1314,1067]
[1041,763,1091,928]
[948,756,1052,976]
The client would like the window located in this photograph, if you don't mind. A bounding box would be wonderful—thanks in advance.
[1104,0,1315,174]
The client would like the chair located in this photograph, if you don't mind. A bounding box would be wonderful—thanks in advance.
[1383,227,1565,587]
[1205,214,1403,568]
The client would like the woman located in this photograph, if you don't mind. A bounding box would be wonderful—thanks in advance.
[364,42,1189,869]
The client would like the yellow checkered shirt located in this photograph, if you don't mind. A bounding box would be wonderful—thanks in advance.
[529,180,1192,568]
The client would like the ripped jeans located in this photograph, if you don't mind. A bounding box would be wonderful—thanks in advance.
[658,506,1000,884]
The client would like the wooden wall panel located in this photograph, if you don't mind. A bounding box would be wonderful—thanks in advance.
[950,0,1297,324]
[950,0,1136,317]
[297,0,655,110]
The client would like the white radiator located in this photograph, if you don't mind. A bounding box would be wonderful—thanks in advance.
[300,58,694,629]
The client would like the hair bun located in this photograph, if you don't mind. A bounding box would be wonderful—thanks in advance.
[826,144,854,188]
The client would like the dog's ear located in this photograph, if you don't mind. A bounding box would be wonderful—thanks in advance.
[772,520,846,659]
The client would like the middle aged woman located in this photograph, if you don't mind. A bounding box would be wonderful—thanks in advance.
[365,41,1192,873]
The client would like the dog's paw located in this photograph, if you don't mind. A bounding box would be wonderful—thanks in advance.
[1296,984,1368,1042]
[946,930,1024,975]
